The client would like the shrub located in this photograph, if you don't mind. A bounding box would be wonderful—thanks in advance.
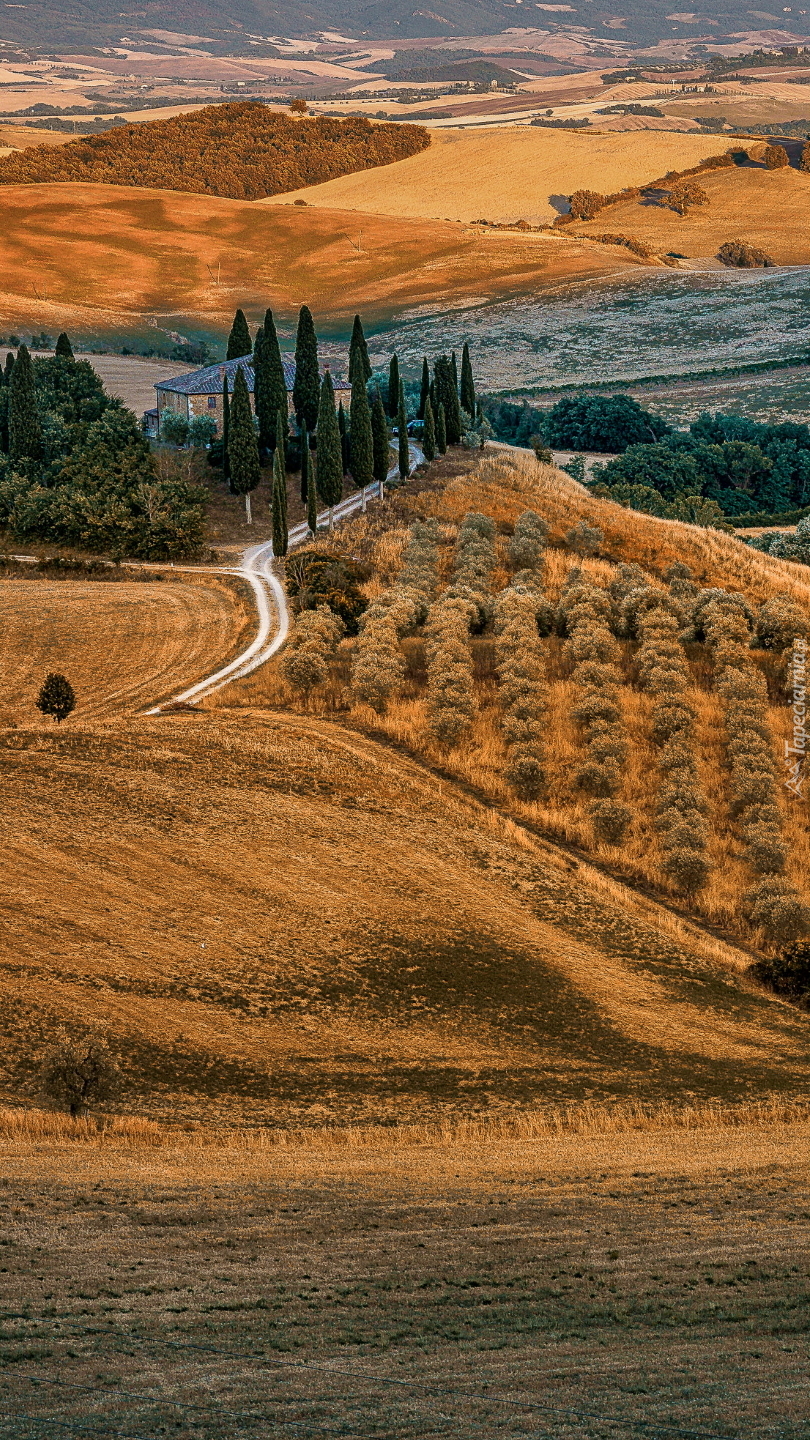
[495,583,547,798]
[507,510,548,572]
[662,847,711,895]
[568,189,605,219]
[755,596,810,653]
[667,181,709,215]
[565,520,603,557]
[41,1028,120,1116]
[751,941,810,1004]
[745,822,788,875]
[742,877,810,944]
[717,239,776,268]
[589,798,632,844]
[282,605,345,696]
[763,143,789,169]
[575,758,621,797]
[160,410,189,446]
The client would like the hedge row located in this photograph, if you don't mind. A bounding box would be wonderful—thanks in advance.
[281,605,345,695]
[424,514,498,744]
[350,520,439,712]
[494,511,550,800]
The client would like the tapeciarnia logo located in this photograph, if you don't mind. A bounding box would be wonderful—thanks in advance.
[785,636,807,798]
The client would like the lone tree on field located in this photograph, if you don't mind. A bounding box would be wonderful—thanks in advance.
[667,181,709,216]
[41,1028,120,1117]
[350,362,373,509]
[460,341,475,419]
[293,304,320,432]
[9,342,42,463]
[228,365,261,523]
[568,189,604,220]
[764,143,789,169]
[397,379,409,479]
[55,331,74,360]
[272,411,288,557]
[371,385,389,494]
[315,371,344,529]
[387,353,400,418]
[226,307,251,360]
[36,672,75,723]
[349,313,372,383]
[290,97,308,114]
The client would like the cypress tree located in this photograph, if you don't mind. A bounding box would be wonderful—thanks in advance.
[397,380,409,480]
[371,385,389,494]
[9,342,41,463]
[0,384,8,454]
[226,308,251,360]
[272,411,288,557]
[303,422,317,535]
[437,402,447,455]
[349,313,371,383]
[252,326,273,453]
[263,307,288,447]
[293,304,320,432]
[451,349,459,395]
[338,401,350,474]
[300,422,310,503]
[460,341,475,419]
[228,365,261,523]
[422,393,436,462]
[350,364,373,511]
[387,353,400,417]
[55,332,74,361]
[315,371,343,529]
[221,373,231,483]
[4,352,14,386]
[434,356,462,445]
[418,357,430,419]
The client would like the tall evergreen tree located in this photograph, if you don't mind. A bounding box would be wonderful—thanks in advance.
[338,401,350,474]
[422,393,436,462]
[221,373,231,483]
[304,422,317,535]
[397,381,409,480]
[4,352,14,386]
[315,371,343,529]
[293,304,320,432]
[460,341,475,419]
[9,342,42,463]
[252,326,273,453]
[418,357,430,420]
[434,356,462,445]
[387,353,400,418]
[451,349,459,395]
[300,423,310,504]
[263,307,288,448]
[228,365,261,523]
[55,332,74,361]
[371,385,389,495]
[272,411,288,557]
[226,308,251,360]
[350,365,373,512]
[436,401,447,455]
[349,314,371,383]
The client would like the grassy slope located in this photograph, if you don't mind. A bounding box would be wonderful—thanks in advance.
[0,181,639,335]
[567,162,810,263]
[259,127,733,224]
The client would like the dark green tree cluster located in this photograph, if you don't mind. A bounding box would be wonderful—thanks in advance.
[543,393,670,453]
[0,337,204,558]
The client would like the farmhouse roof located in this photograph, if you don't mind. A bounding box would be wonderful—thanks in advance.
[154,353,351,396]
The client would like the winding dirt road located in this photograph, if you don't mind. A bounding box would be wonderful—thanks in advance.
[148,446,422,713]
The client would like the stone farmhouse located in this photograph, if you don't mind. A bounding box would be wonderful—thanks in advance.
[143,353,352,437]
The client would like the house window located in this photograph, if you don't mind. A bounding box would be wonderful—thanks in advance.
[207,394,217,409]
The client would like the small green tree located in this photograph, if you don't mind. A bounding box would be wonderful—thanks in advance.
[226,307,251,360]
[350,364,374,510]
[160,410,189,446]
[422,393,436,462]
[460,341,475,418]
[436,401,447,455]
[36,672,75,723]
[371,385,389,495]
[387,353,400,418]
[316,371,343,528]
[272,411,288,557]
[418,356,430,420]
[228,365,261,523]
[187,413,216,448]
[349,313,372,383]
[293,304,320,432]
[9,342,42,463]
[397,380,409,479]
[41,1027,120,1116]
[55,332,74,361]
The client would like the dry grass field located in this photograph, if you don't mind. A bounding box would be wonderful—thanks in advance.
[0,181,643,336]
[567,161,810,265]
[260,128,739,225]
[1,1120,809,1437]
[226,448,810,954]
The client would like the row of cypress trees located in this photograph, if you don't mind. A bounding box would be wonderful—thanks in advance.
[0,331,73,463]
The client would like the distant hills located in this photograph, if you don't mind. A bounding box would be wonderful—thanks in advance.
[3,0,810,54]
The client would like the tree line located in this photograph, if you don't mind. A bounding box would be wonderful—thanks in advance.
[0,105,431,201]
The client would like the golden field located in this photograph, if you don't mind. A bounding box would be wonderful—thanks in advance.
[568,160,810,264]
[0,180,643,336]
[261,127,740,224]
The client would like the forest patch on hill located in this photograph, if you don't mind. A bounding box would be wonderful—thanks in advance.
[0,105,431,201]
